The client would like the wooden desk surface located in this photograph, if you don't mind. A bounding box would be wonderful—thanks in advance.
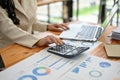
[37,0,66,6]
[0,25,120,68]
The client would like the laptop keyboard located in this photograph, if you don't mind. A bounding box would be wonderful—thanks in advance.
[76,25,98,39]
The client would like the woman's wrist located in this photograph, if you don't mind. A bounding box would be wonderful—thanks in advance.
[34,40,40,47]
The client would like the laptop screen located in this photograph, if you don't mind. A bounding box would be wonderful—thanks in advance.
[101,3,118,29]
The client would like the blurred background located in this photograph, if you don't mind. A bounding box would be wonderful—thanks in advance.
[37,0,120,27]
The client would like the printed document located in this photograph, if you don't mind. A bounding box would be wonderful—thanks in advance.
[0,41,119,80]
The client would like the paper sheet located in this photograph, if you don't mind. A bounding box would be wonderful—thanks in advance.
[0,41,119,80]
[58,56,120,80]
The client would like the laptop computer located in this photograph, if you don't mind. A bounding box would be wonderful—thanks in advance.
[59,2,118,42]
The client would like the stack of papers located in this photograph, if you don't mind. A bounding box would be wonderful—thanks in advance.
[111,27,120,40]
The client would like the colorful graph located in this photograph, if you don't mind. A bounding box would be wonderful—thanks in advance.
[79,62,87,68]
[18,67,51,80]
[32,67,51,76]
[18,75,37,80]
[89,70,102,78]
[99,62,111,68]
[72,67,80,74]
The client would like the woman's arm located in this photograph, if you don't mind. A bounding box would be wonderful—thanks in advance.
[0,7,40,48]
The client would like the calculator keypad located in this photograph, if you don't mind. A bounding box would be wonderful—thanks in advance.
[47,44,89,58]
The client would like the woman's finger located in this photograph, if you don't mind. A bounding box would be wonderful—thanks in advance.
[56,24,69,30]
[48,35,64,45]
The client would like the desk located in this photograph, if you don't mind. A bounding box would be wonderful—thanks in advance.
[0,25,120,68]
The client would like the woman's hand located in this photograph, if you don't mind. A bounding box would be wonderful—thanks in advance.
[47,23,69,31]
[36,35,64,46]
